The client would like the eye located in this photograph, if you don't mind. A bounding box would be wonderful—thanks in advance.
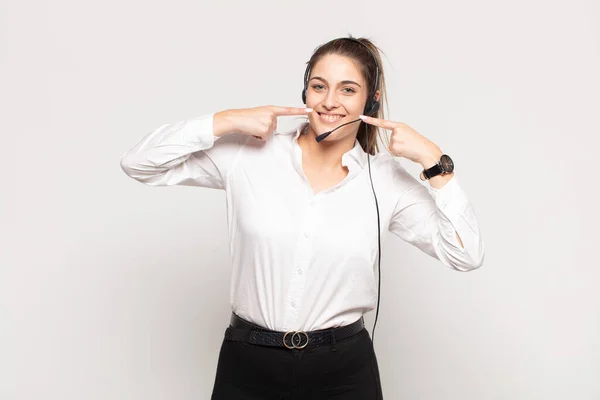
[343,87,356,93]
[311,84,325,90]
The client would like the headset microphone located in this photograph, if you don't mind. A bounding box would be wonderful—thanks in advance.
[314,118,360,143]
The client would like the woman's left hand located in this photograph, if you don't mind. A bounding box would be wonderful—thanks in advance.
[359,115,442,166]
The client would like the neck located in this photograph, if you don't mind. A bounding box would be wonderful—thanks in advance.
[298,124,357,169]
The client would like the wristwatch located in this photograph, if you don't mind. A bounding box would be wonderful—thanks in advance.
[419,154,454,181]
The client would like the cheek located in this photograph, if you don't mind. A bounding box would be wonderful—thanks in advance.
[347,97,367,114]
[346,104,363,116]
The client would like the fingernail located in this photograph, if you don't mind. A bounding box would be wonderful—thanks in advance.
[359,115,366,120]
[305,108,313,112]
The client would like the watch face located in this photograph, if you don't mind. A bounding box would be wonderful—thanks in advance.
[440,154,454,172]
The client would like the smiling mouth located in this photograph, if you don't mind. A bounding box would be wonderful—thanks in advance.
[317,112,346,123]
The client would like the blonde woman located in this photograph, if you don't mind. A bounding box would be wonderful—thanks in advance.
[120,36,484,399]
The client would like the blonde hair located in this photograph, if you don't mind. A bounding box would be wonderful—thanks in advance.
[303,35,390,155]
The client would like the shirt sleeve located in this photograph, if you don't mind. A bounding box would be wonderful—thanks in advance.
[388,165,485,272]
[120,113,249,189]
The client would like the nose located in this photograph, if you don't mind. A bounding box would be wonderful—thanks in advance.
[322,89,340,110]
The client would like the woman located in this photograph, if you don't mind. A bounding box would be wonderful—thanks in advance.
[120,36,484,399]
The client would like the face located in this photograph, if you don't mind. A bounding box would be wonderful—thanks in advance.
[305,53,370,142]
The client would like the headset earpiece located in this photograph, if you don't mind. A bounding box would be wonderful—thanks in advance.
[302,88,307,104]
[364,98,380,117]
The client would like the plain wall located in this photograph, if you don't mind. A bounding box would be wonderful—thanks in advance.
[1,0,599,398]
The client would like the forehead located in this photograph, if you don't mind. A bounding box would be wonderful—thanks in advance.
[310,53,364,83]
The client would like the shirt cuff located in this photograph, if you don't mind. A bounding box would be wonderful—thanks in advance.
[428,174,470,216]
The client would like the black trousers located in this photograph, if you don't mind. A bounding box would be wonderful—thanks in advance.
[210,322,384,399]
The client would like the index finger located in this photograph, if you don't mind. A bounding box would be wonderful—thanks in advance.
[269,106,313,116]
[359,115,397,130]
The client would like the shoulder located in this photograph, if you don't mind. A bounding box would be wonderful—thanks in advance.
[371,152,422,194]
[229,122,301,161]
[264,120,307,148]
[273,120,307,140]
[370,151,403,176]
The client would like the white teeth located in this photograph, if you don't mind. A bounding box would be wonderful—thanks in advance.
[320,114,344,122]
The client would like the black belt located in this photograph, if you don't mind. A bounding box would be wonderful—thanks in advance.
[223,312,365,350]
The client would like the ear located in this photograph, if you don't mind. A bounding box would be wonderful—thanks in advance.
[374,90,381,102]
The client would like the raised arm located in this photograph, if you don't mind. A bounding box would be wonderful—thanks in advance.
[120,111,249,189]
[120,106,311,189]
[358,114,485,271]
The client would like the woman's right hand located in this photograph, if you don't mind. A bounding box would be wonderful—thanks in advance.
[213,105,313,140]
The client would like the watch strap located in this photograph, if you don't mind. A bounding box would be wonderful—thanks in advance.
[422,163,443,180]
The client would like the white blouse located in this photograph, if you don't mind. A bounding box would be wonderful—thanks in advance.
[120,113,485,332]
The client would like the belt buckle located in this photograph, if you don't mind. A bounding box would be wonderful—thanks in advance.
[283,330,309,349]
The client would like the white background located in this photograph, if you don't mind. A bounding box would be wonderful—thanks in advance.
[1,0,599,398]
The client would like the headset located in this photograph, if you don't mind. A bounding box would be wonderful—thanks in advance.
[302,37,383,398]
[302,39,381,118]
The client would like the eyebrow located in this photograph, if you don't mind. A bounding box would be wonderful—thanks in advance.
[309,76,362,88]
